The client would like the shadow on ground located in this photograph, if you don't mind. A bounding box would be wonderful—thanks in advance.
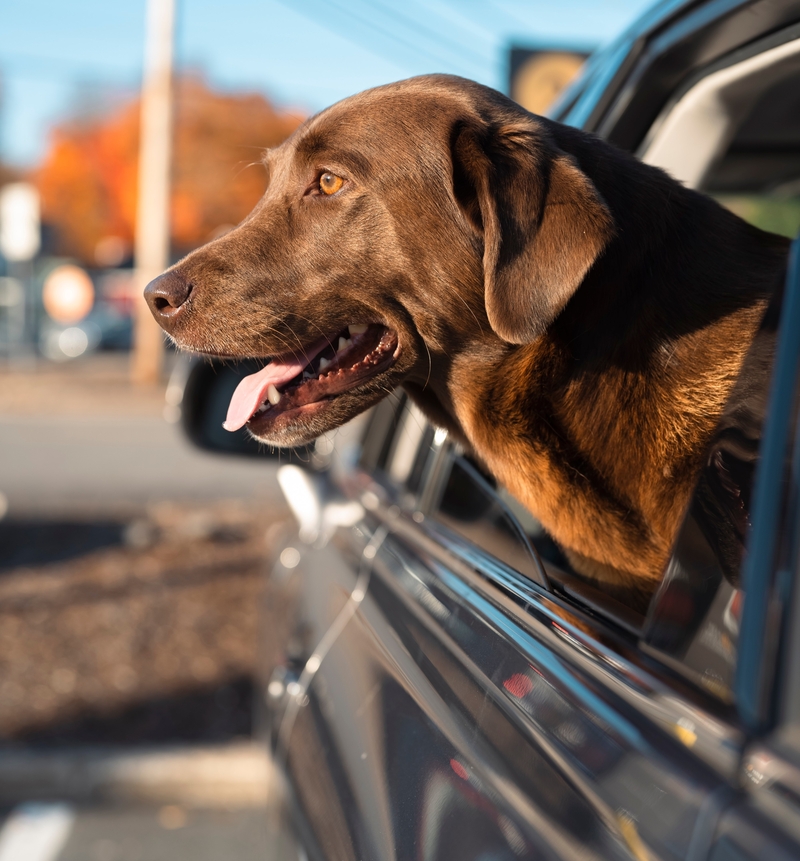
[11,676,256,748]
[0,520,126,572]
[0,502,292,748]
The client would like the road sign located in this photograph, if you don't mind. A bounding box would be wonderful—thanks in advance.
[508,48,590,115]
[0,183,41,262]
[42,265,95,324]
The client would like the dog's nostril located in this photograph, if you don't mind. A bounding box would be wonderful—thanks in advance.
[144,272,193,321]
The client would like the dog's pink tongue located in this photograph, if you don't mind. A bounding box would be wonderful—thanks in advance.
[223,359,307,432]
[223,336,333,432]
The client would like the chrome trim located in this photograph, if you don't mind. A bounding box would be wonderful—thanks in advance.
[274,521,390,758]
[376,503,744,780]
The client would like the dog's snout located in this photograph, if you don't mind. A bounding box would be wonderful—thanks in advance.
[144,271,193,324]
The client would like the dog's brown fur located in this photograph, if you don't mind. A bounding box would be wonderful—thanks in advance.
[146,75,789,605]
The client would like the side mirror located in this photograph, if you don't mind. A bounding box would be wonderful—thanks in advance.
[170,355,315,462]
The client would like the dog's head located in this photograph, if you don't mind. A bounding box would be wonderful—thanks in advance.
[146,75,613,446]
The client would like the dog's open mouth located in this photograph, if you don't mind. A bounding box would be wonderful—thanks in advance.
[223,323,398,434]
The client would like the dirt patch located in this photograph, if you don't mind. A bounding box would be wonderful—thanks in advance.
[0,500,292,747]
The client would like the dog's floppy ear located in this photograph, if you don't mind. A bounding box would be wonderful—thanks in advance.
[452,121,614,344]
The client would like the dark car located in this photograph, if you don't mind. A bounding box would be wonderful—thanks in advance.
[175,1,800,858]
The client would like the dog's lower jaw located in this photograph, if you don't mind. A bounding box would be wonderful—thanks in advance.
[246,381,401,448]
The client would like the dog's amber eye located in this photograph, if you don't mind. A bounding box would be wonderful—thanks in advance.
[319,172,344,195]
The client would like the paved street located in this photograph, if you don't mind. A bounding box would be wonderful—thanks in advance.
[0,802,299,861]
[0,414,282,518]
[59,805,270,861]
[0,354,283,518]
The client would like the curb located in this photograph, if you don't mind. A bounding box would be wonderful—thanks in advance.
[0,742,273,808]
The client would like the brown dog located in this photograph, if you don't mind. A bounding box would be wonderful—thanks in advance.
[145,75,788,605]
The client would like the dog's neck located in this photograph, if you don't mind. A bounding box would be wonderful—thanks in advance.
[410,159,788,589]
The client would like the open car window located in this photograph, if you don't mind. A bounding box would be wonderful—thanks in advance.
[362,261,797,710]
[641,285,783,702]
[359,256,786,662]
[636,31,800,703]
[359,250,792,703]
[430,449,648,633]
[356,33,800,710]
[430,450,546,588]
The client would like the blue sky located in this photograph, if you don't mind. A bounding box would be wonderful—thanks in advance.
[0,0,655,168]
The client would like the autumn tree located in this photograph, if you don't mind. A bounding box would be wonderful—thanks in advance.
[34,75,304,265]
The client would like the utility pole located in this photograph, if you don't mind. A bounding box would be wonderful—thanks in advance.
[131,0,175,384]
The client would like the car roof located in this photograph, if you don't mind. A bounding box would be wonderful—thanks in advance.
[553,0,800,151]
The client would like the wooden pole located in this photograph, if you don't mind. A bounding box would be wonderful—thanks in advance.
[131,0,175,384]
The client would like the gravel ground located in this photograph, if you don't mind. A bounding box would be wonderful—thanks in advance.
[0,501,292,747]
[0,355,292,749]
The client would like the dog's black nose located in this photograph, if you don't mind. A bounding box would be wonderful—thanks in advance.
[144,271,193,324]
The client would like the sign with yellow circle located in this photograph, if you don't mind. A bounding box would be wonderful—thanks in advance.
[43,265,95,324]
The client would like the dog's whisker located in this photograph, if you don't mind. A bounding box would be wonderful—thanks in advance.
[283,311,341,353]
[282,323,312,360]
[453,292,484,337]
[422,339,432,391]
[232,160,265,181]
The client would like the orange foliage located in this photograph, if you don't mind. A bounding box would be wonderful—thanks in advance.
[34,76,304,264]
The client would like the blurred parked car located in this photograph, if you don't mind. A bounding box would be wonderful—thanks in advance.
[0,259,136,362]
[37,264,134,361]
[174,0,800,857]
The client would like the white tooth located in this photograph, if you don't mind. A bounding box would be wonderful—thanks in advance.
[267,384,281,405]
[319,357,329,369]
[348,324,367,336]
[338,337,348,352]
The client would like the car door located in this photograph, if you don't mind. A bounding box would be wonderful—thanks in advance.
[273,396,728,860]
[269,3,800,856]
[277,236,799,860]
[355,414,744,861]
[700,241,800,859]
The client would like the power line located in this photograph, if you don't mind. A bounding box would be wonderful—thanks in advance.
[440,0,539,34]
[440,0,602,48]
[344,0,500,73]
[272,0,485,79]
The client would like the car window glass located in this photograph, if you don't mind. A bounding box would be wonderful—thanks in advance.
[433,453,545,586]
[642,285,786,703]
[375,398,656,626]
[358,391,407,474]
[704,61,800,238]
[434,455,646,632]
[385,401,435,495]
[359,394,437,499]
[778,376,800,723]
[361,396,548,585]
[641,54,800,700]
